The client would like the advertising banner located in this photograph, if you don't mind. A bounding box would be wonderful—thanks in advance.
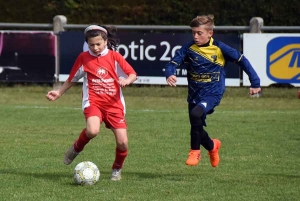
[59,31,241,86]
[243,33,300,87]
[0,31,56,83]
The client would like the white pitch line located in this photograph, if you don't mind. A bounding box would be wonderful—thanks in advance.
[13,105,80,110]
[9,105,300,114]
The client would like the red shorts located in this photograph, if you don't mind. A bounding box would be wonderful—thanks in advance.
[83,105,127,129]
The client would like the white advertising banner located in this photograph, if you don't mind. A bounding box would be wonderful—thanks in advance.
[243,33,300,87]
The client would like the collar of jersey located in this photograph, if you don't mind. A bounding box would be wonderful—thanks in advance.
[197,37,214,47]
[88,46,109,57]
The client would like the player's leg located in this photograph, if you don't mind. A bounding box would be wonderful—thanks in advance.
[105,111,128,180]
[203,129,221,167]
[110,128,128,180]
[185,103,203,166]
[197,97,221,167]
[63,105,102,165]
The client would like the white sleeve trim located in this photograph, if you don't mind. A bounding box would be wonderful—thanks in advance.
[70,65,85,82]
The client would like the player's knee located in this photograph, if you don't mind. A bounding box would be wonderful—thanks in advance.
[116,137,128,151]
[117,141,128,151]
[86,127,99,138]
[190,110,202,120]
[190,106,204,125]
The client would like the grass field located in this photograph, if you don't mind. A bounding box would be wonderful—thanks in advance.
[0,85,300,201]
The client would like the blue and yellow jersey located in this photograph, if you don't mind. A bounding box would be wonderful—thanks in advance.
[165,37,260,104]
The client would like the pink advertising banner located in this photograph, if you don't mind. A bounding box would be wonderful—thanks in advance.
[0,31,56,83]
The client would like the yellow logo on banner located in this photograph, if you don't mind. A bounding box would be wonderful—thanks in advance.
[267,37,300,83]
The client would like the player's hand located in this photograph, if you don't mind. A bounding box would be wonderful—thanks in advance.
[118,77,130,87]
[46,90,61,101]
[166,75,177,87]
[249,87,261,95]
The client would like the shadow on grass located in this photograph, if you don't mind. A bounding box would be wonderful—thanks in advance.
[109,170,202,181]
[291,137,300,141]
[260,173,300,179]
[0,169,75,184]
[0,167,204,184]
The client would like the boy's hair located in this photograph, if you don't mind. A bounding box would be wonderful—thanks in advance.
[84,25,120,51]
[189,14,215,30]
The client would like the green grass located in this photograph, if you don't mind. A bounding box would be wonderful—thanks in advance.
[0,85,300,201]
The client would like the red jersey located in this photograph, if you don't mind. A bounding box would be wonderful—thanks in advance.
[67,47,137,113]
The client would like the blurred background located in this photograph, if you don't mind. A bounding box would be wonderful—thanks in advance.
[0,0,299,87]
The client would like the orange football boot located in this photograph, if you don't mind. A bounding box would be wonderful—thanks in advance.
[208,139,221,167]
[186,149,201,166]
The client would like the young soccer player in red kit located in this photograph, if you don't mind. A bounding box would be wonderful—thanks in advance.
[46,25,137,181]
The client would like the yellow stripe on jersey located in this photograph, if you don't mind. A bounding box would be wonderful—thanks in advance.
[189,43,226,67]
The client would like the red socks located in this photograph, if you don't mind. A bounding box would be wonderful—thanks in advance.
[112,148,128,169]
[73,129,128,169]
[74,129,91,153]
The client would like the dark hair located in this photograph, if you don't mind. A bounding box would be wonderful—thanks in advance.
[84,25,120,51]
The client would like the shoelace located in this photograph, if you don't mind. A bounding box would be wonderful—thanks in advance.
[189,151,200,158]
[112,169,121,176]
[208,150,217,159]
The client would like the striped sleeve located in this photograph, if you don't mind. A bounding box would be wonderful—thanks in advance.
[219,42,260,88]
[164,41,191,78]
[67,53,85,82]
[113,51,137,76]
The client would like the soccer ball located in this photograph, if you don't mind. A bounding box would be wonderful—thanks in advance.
[73,161,100,186]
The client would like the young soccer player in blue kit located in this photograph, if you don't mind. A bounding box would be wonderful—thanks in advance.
[165,15,261,167]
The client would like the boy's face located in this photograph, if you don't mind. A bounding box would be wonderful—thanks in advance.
[191,25,213,46]
[87,35,107,55]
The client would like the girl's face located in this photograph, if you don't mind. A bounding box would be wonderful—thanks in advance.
[191,25,213,46]
[87,35,107,55]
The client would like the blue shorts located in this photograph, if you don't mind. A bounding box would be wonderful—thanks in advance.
[188,96,220,126]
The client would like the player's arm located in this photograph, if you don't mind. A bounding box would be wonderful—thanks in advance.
[219,42,261,94]
[165,42,189,87]
[114,52,137,87]
[119,73,137,87]
[46,54,84,101]
[46,81,77,101]
[57,81,77,96]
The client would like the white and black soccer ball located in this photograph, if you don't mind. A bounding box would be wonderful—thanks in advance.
[73,161,100,186]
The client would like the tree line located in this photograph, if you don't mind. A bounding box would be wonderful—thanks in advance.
[0,0,299,26]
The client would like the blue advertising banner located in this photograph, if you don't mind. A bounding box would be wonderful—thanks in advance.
[59,31,240,86]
